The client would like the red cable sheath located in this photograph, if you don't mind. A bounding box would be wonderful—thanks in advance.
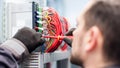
[45,8,62,52]
[42,8,69,52]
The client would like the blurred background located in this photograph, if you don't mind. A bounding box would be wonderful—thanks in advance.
[0,0,88,68]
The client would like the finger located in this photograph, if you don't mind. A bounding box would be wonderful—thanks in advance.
[35,32,43,43]
[65,28,76,36]
[35,32,45,46]
[39,38,46,45]
[63,38,72,47]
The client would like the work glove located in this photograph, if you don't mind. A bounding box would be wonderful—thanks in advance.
[63,28,76,47]
[13,27,45,53]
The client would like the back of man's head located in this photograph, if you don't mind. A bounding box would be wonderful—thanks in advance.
[84,0,120,64]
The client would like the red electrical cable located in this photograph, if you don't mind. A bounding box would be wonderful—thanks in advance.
[45,8,62,52]
[42,7,69,52]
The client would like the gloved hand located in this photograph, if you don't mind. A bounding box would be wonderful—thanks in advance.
[63,28,76,47]
[13,27,45,53]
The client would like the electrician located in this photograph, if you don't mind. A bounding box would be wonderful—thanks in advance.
[1,0,120,68]
[65,0,120,68]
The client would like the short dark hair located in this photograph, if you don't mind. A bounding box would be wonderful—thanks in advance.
[84,1,120,63]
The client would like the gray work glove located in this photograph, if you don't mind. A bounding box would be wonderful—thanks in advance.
[63,28,76,47]
[13,27,45,53]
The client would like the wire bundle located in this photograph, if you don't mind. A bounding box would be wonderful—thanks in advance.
[42,8,69,52]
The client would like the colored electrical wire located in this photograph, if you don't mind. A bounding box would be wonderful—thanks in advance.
[35,7,69,52]
[44,8,69,52]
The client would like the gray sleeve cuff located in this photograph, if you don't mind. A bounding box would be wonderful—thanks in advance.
[0,38,29,61]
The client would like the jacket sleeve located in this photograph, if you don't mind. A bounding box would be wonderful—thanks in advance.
[0,48,18,68]
[0,38,30,68]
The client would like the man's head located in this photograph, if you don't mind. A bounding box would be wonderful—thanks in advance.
[71,0,120,67]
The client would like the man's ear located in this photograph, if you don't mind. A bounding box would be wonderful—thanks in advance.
[84,26,100,52]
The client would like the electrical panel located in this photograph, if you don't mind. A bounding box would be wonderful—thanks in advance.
[1,1,71,68]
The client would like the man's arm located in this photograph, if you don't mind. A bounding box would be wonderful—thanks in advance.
[0,48,18,68]
[0,27,45,68]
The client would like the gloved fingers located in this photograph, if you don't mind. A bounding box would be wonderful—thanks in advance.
[65,28,76,36]
[35,32,45,45]
[35,32,42,41]
[63,38,72,47]
[39,38,46,45]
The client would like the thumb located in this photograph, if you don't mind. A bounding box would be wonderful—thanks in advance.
[39,38,46,45]
[35,32,45,46]
[65,28,76,36]
[63,38,72,47]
